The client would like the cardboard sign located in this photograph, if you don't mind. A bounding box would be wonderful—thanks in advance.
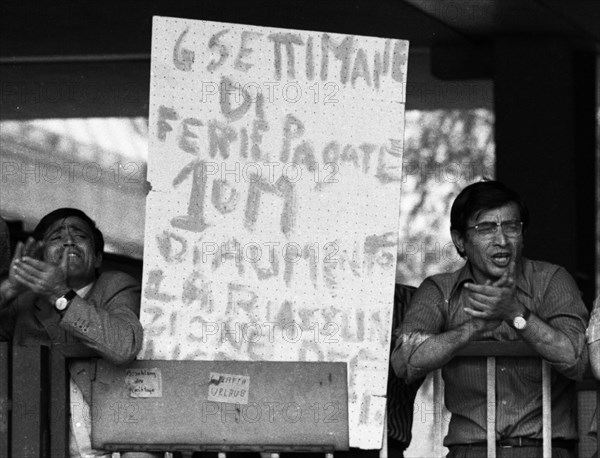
[140,16,408,448]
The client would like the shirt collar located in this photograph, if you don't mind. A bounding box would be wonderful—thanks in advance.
[449,258,533,299]
[76,281,94,298]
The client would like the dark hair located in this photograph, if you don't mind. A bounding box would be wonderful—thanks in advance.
[450,180,529,256]
[33,208,104,255]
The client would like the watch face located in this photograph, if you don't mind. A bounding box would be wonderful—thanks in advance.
[55,297,68,311]
[513,316,527,330]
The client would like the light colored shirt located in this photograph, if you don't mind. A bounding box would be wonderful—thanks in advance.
[69,378,112,458]
[67,283,111,458]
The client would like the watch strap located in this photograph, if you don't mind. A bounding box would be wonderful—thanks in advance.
[63,290,77,302]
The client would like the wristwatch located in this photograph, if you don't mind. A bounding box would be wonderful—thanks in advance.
[55,290,77,312]
[512,307,531,330]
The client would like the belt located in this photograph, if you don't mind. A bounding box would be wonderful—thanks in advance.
[461,438,576,450]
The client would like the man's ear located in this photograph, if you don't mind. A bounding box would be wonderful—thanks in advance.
[451,230,465,256]
[94,253,103,269]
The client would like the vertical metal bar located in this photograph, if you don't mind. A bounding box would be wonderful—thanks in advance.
[486,357,496,458]
[49,348,69,458]
[597,380,600,458]
[542,361,552,458]
[433,369,444,458]
[0,343,8,458]
[11,345,43,458]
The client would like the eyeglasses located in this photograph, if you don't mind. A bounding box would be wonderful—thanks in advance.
[466,220,523,238]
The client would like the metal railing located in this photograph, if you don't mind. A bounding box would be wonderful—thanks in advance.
[430,341,599,458]
[1,341,598,458]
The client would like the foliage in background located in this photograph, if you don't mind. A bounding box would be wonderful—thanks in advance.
[397,109,495,287]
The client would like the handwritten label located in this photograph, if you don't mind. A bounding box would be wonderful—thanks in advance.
[125,368,163,398]
[140,16,408,449]
[207,372,250,404]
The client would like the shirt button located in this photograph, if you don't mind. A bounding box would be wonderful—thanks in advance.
[502,400,507,405]
[500,367,506,372]
[76,422,82,428]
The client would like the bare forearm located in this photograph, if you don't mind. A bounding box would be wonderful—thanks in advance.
[590,341,600,380]
[520,314,578,365]
[404,323,477,380]
[589,302,600,379]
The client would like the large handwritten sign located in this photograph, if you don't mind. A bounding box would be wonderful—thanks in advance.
[140,16,408,448]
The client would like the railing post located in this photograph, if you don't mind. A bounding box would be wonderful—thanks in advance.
[486,357,496,458]
[542,361,552,458]
[11,344,46,458]
[0,342,9,458]
[433,369,444,458]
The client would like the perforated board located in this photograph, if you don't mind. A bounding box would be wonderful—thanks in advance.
[140,16,408,448]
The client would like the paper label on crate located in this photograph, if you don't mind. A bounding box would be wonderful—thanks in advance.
[207,372,250,404]
[126,368,163,398]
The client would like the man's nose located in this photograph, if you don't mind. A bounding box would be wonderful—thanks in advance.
[62,233,75,245]
[493,228,508,245]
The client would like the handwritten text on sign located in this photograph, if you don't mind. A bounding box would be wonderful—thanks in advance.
[140,16,408,448]
[125,368,163,398]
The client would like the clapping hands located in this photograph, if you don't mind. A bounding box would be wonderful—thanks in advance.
[8,237,70,303]
[463,260,518,335]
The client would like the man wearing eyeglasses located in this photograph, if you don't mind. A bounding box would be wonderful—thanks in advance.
[391,180,589,458]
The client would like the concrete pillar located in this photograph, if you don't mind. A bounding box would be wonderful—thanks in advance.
[494,38,597,305]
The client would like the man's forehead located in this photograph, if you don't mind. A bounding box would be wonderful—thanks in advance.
[470,202,520,222]
[44,216,93,236]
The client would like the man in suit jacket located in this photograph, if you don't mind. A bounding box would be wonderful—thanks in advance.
[0,208,146,457]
